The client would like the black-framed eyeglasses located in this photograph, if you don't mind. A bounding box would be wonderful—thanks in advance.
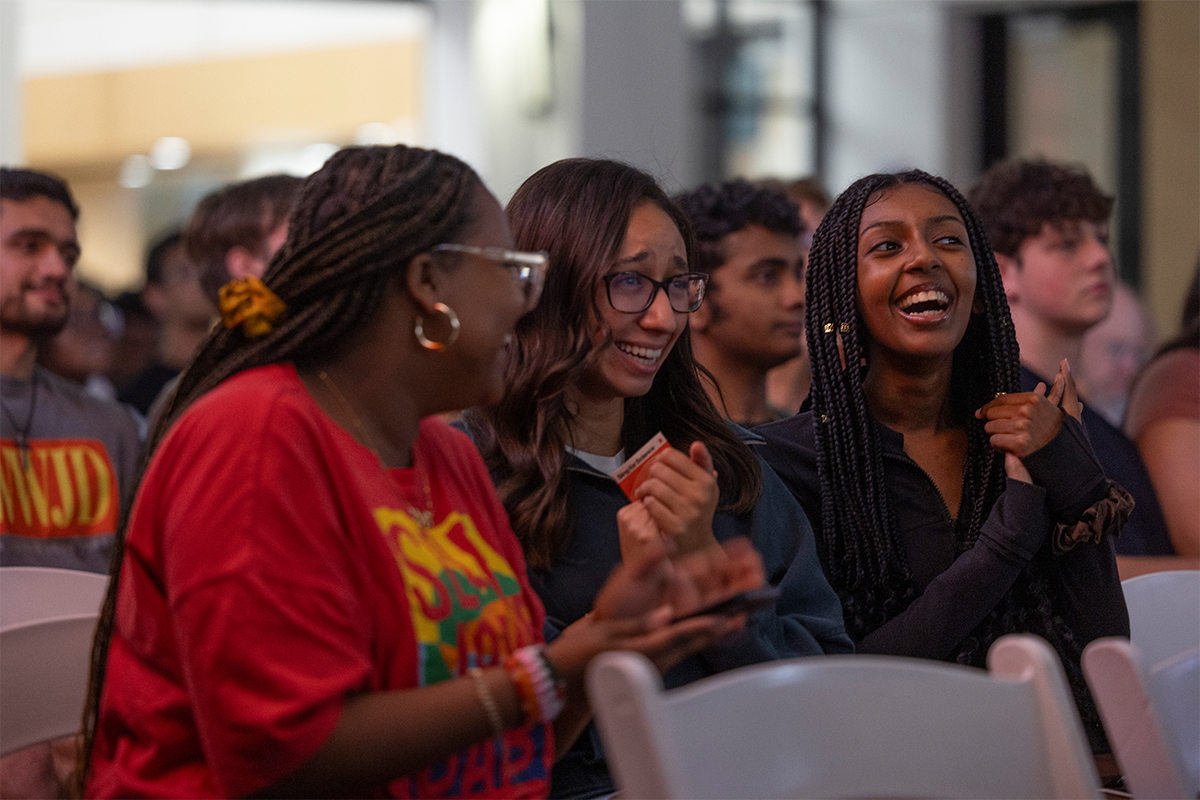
[602,271,709,314]
[432,244,549,312]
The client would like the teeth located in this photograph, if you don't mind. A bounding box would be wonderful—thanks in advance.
[898,289,950,314]
[617,342,663,363]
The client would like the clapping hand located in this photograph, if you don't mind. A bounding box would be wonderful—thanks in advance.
[549,535,766,678]
[629,441,720,555]
[975,359,1080,482]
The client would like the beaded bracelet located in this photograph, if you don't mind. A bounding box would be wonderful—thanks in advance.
[503,645,566,726]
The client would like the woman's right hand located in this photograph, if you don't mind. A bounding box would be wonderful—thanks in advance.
[632,442,720,555]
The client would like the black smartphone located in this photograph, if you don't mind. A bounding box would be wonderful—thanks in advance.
[670,586,781,623]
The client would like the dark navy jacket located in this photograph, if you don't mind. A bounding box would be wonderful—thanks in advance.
[465,423,852,798]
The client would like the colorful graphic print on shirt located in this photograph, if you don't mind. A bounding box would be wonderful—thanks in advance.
[1,438,119,537]
[375,506,550,798]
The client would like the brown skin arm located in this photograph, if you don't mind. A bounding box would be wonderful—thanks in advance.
[253,540,757,797]
[1134,418,1200,558]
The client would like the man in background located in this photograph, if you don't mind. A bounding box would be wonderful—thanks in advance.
[143,174,302,426]
[117,230,213,415]
[760,176,830,414]
[0,167,140,573]
[38,279,122,401]
[676,180,805,426]
[187,174,301,300]
[1079,281,1155,426]
[970,158,1173,561]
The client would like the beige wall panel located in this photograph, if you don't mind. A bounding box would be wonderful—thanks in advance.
[25,73,111,164]
[26,40,422,168]
[1141,0,1200,338]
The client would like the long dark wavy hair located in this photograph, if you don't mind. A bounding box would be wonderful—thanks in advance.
[77,145,484,791]
[464,158,761,571]
[807,169,1100,742]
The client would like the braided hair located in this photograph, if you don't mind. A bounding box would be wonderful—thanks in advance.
[78,145,484,788]
[807,170,1101,742]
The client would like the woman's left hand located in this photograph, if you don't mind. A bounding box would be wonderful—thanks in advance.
[617,499,663,564]
[633,441,720,555]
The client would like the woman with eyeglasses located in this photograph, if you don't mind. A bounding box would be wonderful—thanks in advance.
[80,146,759,799]
[463,158,852,799]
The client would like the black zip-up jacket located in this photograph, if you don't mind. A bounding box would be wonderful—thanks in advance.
[756,410,1129,751]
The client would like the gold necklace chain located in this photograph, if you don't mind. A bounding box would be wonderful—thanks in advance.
[316,370,434,530]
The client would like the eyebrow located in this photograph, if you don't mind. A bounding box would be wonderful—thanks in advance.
[614,251,688,270]
[4,226,79,246]
[860,214,965,235]
[748,257,791,270]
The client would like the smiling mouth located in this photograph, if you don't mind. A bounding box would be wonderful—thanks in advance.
[616,342,663,365]
[896,289,951,317]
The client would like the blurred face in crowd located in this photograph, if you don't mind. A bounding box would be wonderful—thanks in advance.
[0,196,79,340]
[39,282,119,384]
[146,240,215,327]
[691,224,805,370]
[1079,281,1152,411]
[997,218,1114,336]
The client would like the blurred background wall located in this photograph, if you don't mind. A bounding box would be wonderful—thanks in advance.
[0,0,1195,338]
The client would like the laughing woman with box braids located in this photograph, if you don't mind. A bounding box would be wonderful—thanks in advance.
[464,158,851,799]
[79,145,755,799]
[757,170,1130,756]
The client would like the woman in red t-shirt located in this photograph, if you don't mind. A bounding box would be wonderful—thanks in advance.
[80,145,762,799]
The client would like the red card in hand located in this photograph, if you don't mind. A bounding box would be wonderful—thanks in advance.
[613,432,670,500]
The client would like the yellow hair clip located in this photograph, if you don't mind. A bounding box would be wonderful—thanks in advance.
[219,276,285,337]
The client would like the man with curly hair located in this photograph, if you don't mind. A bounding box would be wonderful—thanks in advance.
[970,159,1173,560]
[676,180,805,425]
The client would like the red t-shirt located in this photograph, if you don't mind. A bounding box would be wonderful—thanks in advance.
[88,364,552,799]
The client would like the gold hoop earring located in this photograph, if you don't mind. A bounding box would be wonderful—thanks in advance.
[414,302,460,351]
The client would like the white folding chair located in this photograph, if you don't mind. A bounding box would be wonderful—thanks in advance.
[1084,638,1198,799]
[587,634,1101,799]
[0,567,109,756]
[1120,570,1200,666]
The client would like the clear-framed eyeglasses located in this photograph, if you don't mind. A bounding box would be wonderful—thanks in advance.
[602,271,709,314]
[431,244,549,313]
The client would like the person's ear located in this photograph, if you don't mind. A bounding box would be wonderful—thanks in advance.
[404,252,441,316]
[225,246,265,281]
[994,252,1021,306]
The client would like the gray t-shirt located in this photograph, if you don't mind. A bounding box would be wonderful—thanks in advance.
[1,367,142,573]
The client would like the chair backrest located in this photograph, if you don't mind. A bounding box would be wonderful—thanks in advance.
[588,634,1101,799]
[1083,638,1199,799]
[0,567,109,756]
[1121,570,1200,666]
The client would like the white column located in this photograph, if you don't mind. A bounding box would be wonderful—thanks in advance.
[0,0,23,165]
